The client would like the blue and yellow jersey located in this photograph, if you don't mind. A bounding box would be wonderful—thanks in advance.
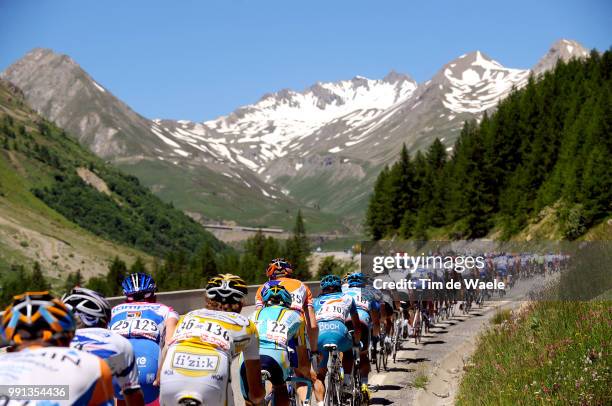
[250,305,306,351]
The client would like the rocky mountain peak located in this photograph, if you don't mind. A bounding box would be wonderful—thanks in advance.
[532,39,589,75]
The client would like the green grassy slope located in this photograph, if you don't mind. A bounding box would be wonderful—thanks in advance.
[119,159,348,234]
[0,79,225,280]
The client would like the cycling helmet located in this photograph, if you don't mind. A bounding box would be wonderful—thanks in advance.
[206,274,248,305]
[62,287,111,328]
[266,258,293,279]
[320,275,342,291]
[261,283,292,308]
[2,291,76,345]
[347,273,366,288]
[122,273,157,300]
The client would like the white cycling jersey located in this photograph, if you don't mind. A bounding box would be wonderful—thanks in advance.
[160,308,260,406]
[71,327,140,394]
[0,346,114,405]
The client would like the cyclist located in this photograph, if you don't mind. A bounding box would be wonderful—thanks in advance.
[62,287,144,406]
[255,258,321,402]
[342,273,380,401]
[313,275,361,397]
[0,291,114,405]
[364,275,394,358]
[255,258,319,355]
[159,273,264,406]
[242,283,309,406]
[110,273,178,405]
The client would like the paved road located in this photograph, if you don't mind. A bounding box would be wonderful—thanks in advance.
[229,277,544,405]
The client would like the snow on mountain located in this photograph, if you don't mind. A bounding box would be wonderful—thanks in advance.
[1,39,592,227]
[154,72,417,170]
[434,50,530,114]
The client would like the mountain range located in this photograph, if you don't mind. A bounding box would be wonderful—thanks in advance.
[0,39,589,233]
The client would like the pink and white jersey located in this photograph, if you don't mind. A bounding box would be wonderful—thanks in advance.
[110,302,178,344]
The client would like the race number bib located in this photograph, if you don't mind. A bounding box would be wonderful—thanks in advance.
[175,317,231,351]
[111,319,159,338]
[354,294,370,311]
[265,320,289,344]
[317,303,345,321]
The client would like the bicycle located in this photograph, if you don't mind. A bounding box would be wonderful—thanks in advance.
[376,331,389,372]
[262,359,313,406]
[321,343,343,406]
[392,310,404,363]
[349,343,365,406]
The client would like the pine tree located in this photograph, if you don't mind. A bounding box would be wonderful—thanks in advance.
[365,166,393,239]
[284,210,310,280]
[30,262,50,291]
[107,257,128,295]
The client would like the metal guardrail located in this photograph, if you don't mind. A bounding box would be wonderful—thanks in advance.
[108,280,321,314]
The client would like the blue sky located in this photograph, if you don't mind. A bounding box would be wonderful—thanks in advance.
[1,0,610,121]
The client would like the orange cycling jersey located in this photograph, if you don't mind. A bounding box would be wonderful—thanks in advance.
[255,277,313,313]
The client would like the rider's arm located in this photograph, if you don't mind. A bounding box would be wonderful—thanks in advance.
[255,286,264,309]
[155,314,180,385]
[295,319,312,379]
[305,306,319,353]
[244,321,265,404]
[304,287,319,353]
[164,316,179,347]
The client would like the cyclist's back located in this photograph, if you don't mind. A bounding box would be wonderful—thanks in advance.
[242,286,307,406]
[256,276,313,313]
[160,274,263,406]
[313,288,356,358]
[110,273,178,404]
[0,291,114,406]
[71,327,140,398]
[0,346,114,406]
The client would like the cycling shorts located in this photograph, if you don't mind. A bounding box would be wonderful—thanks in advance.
[117,338,160,404]
[240,351,286,400]
[159,343,230,406]
[318,321,352,368]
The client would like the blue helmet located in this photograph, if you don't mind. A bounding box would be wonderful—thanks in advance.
[122,273,157,300]
[320,275,342,291]
[347,272,365,288]
[261,281,292,308]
